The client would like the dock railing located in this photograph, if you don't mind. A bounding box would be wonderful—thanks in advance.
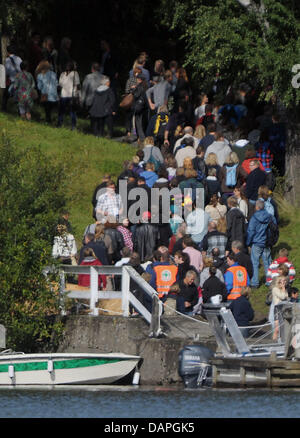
[57,265,163,338]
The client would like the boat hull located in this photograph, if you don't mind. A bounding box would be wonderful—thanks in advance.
[0,353,141,386]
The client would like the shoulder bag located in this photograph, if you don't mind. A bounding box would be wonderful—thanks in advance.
[119,93,134,110]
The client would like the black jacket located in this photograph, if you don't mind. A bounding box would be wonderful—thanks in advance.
[202,276,227,303]
[229,295,254,327]
[133,223,159,262]
[104,227,125,263]
[89,86,115,118]
[245,167,266,201]
[226,208,247,247]
[132,83,148,114]
[177,279,199,313]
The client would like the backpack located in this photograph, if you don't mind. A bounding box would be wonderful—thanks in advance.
[225,164,238,187]
[153,113,169,141]
[148,147,161,172]
[265,217,279,248]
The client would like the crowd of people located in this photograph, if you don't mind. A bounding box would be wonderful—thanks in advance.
[2,33,297,338]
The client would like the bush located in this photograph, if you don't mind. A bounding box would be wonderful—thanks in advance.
[0,134,69,351]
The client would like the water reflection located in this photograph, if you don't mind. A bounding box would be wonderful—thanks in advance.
[0,386,300,418]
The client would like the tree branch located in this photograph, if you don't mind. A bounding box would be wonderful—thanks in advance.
[236,0,269,35]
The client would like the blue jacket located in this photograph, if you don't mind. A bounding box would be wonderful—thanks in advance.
[224,263,250,294]
[140,170,158,188]
[246,209,275,247]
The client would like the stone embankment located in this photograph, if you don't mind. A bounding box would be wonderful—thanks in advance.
[58,314,217,386]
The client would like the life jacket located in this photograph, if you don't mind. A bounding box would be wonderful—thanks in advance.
[227,265,248,300]
[153,264,178,299]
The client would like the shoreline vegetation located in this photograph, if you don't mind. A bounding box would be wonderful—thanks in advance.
[0,109,299,324]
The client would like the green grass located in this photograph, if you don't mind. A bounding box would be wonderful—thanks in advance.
[249,194,300,320]
[0,104,136,241]
[1,104,299,321]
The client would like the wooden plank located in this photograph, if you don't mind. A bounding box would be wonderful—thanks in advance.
[271,378,300,387]
[271,368,300,376]
[211,357,300,370]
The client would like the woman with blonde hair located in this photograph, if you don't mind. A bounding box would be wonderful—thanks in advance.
[200,256,224,287]
[36,59,58,123]
[205,152,221,178]
[142,136,164,168]
[194,124,206,140]
[183,157,194,170]
[269,275,289,341]
[166,156,178,181]
[219,151,247,204]
[216,216,227,234]
[257,185,279,223]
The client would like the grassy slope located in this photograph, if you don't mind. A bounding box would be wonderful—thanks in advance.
[0,109,136,241]
[1,108,299,321]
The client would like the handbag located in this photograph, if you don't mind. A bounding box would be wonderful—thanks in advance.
[265,291,272,306]
[40,93,48,103]
[119,93,134,110]
[31,88,38,101]
[71,70,81,111]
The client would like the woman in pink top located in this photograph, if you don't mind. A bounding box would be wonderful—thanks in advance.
[182,235,203,273]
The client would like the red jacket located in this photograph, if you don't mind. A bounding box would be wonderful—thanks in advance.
[78,258,107,289]
[241,158,265,174]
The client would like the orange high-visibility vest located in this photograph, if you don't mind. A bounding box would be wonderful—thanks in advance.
[227,265,248,300]
[153,264,178,299]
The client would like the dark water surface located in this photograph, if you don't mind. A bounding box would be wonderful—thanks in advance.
[0,385,299,418]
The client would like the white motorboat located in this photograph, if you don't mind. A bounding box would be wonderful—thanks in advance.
[0,351,142,386]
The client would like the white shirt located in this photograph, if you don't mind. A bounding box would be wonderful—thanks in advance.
[115,257,130,267]
[59,71,80,98]
[52,233,77,258]
[194,104,206,120]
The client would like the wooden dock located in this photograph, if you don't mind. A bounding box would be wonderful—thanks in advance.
[211,355,300,388]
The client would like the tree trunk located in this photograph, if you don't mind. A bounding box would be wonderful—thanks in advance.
[285,116,300,205]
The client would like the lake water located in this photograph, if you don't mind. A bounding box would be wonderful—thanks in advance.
[1,385,299,419]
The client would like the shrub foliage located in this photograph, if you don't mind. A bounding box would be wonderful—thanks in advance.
[0,134,69,351]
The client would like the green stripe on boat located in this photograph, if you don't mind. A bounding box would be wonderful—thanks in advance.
[0,358,126,373]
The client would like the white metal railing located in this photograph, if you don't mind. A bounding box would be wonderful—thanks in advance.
[57,265,163,337]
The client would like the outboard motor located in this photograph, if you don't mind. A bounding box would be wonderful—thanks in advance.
[178,344,215,388]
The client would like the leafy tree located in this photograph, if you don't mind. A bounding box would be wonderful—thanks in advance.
[159,0,300,203]
[159,0,300,106]
[0,134,69,351]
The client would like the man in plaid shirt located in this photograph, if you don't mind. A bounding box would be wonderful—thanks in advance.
[256,132,274,173]
[201,221,230,258]
[96,180,123,221]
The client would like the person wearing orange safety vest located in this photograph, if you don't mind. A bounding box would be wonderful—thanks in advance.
[150,251,178,300]
[224,252,250,300]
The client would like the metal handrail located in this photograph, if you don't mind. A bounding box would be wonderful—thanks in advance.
[57,264,163,338]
